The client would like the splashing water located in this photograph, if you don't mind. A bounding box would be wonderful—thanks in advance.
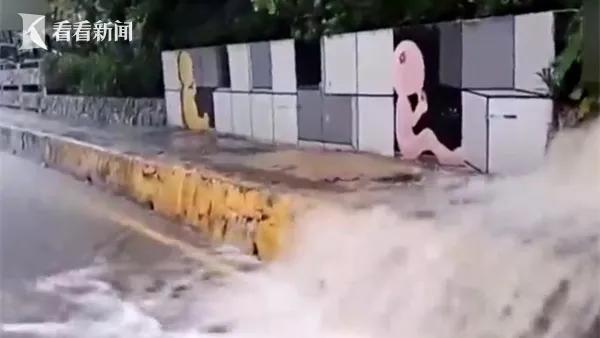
[194,121,600,338]
[3,122,600,338]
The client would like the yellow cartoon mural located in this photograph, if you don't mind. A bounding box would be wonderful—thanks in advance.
[177,51,211,130]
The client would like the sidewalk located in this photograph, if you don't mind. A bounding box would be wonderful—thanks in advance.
[0,107,475,259]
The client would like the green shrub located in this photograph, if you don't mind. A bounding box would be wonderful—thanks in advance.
[78,52,120,96]
[42,48,163,98]
[252,0,582,40]
[538,13,583,102]
[538,11,598,126]
[42,52,86,94]
[115,49,163,98]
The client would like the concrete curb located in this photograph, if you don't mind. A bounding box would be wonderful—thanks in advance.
[0,124,305,261]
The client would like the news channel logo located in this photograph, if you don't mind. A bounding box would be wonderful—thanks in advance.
[19,13,47,50]
[0,0,49,49]
[1,0,133,51]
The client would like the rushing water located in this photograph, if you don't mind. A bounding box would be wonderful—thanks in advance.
[2,122,600,338]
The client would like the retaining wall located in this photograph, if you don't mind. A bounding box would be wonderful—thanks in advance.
[39,95,167,127]
[0,62,167,128]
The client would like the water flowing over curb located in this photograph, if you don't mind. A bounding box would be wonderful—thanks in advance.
[0,125,295,261]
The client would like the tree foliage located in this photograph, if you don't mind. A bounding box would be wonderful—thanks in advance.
[45,0,291,97]
[252,0,582,40]
[537,10,599,127]
[45,0,583,97]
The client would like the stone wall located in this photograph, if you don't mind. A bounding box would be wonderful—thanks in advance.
[40,95,167,127]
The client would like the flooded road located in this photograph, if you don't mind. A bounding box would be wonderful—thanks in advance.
[1,121,600,338]
[0,154,259,337]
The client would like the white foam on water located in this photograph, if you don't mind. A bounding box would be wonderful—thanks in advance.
[2,122,599,338]
[198,121,600,338]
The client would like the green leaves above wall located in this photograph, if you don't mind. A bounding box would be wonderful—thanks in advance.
[252,0,583,40]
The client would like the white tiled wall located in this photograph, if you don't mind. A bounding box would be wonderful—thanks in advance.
[227,44,252,91]
[165,90,184,127]
[161,10,562,172]
[161,51,180,91]
[357,96,395,156]
[357,29,394,95]
[270,39,297,93]
[231,92,253,137]
[273,94,298,144]
[251,93,274,142]
[213,90,233,134]
[461,91,489,171]
[323,33,358,94]
[462,90,553,174]
[488,96,552,175]
[514,11,555,94]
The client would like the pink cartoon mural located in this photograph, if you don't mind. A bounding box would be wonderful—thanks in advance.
[393,40,463,165]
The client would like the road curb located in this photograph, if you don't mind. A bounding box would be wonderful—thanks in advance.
[0,124,303,261]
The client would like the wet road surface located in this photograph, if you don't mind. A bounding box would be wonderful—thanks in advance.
[2,119,600,338]
[0,153,257,337]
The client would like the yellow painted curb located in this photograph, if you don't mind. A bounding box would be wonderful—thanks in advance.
[1,126,297,261]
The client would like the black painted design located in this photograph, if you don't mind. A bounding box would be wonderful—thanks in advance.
[195,87,215,128]
[295,40,322,88]
[218,46,231,88]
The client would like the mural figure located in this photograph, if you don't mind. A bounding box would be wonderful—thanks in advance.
[393,40,463,165]
[177,51,210,131]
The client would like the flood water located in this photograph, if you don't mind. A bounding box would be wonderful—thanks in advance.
[2,121,599,338]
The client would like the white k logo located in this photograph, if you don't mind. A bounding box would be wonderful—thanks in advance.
[19,13,48,50]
